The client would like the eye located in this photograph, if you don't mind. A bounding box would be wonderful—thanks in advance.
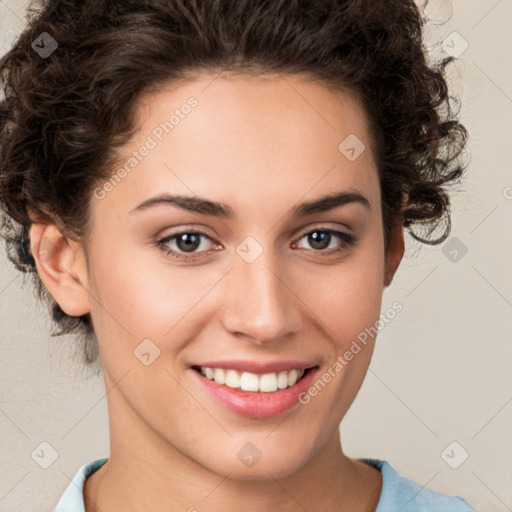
[156,230,217,261]
[155,226,357,262]
[292,228,356,256]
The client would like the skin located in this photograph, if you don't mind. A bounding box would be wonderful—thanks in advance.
[30,72,404,512]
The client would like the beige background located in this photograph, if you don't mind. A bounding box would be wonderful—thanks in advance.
[1,0,511,510]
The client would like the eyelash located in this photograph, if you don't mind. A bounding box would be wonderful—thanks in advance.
[155,227,357,262]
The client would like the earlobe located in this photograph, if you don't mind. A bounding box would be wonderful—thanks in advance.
[29,221,91,317]
[384,221,405,287]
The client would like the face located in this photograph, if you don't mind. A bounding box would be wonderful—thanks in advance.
[45,73,403,479]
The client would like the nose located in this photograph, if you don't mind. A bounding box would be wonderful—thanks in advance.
[220,248,302,345]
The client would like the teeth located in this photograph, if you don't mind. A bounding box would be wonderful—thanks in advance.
[259,372,278,392]
[224,369,240,388]
[213,368,225,385]
[198,367,307,392]
[288,369,299,387]
[240,372,260,391]
[277,371,289,389]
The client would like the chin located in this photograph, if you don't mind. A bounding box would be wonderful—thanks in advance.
[225,458,308,482]
[203,437,317,482]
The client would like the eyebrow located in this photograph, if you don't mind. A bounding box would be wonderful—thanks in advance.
[129,191,371,218]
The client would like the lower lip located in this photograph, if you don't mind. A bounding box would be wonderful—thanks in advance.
[191,367,319,418]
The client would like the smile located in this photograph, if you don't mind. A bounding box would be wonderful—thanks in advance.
[190,362,319,418]
[194,366,309,393]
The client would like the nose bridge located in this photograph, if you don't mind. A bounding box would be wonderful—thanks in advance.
[221,242,301,343]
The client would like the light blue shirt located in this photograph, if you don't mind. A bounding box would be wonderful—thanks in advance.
[53,457,479,511]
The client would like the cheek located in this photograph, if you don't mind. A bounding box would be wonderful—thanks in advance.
[87,244,218,350]
[299,248,385,348]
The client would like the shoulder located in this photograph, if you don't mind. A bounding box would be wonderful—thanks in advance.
[360,458,480,512]
[52,458,108,512]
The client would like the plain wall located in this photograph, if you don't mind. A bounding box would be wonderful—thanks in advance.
[1,1,511,510]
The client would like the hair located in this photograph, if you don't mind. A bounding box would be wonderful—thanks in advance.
[0,0,468,370]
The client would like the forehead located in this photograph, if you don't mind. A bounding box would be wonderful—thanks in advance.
[95,72,380,222]
[134,71,376,161]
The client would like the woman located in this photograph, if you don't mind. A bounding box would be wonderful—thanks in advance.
[0,0,476,510]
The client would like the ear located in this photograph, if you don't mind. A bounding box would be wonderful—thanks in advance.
[383,220,405,287]
[29,220,91,317]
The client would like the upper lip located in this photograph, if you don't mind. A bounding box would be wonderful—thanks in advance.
[191,360,319,374]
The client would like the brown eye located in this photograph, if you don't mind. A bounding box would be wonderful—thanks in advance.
[307,231,331,250]
[294,228,356,256]
[175,233,202,252]
[156,231,216,261]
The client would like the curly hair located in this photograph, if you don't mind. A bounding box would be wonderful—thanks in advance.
[0,0,468,369]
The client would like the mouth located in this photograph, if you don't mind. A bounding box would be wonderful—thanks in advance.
[189,362,320,418]
[191,365,314,393]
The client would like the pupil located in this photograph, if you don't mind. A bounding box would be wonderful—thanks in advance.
[309,231,330,250]
[177,233,200,252]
